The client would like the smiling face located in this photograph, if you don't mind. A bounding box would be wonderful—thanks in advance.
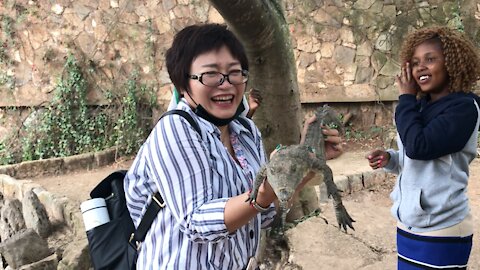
[411,40,450,101]
[185,46,246,120]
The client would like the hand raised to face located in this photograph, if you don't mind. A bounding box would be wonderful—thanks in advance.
[396,62,418,96]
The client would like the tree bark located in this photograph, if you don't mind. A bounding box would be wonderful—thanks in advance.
[208,0,302,154]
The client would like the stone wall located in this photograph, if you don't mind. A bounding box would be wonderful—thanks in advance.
[1,0,479,139]
[287,0,479,103]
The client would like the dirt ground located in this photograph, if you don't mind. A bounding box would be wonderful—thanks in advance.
[28,138,378,203]
[30,157,135,203]
[27,139,480,269]
[286,142,480,270]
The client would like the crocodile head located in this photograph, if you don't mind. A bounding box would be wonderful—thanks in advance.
[266,145,317,205]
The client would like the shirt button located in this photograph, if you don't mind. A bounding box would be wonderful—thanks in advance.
[250,230,254,239]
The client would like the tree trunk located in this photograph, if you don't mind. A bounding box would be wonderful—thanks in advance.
[208,0,302,154]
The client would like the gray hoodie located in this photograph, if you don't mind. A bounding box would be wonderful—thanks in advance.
[385,93,480,232]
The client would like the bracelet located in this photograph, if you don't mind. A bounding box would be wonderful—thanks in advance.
[250,199,270,213]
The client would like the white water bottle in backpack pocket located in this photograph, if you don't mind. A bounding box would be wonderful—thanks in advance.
[80,198,110,231]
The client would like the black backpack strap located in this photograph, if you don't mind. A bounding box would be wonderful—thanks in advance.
[130,192,164,246]
[164,109,249,135]
[160,109,201,134]
[130,109,201,247]
[237,117,252,134]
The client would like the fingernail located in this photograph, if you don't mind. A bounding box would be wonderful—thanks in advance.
[377,160,381,164]
[275,144,282,150]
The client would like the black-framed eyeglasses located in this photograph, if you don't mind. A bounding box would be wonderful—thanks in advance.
[189,70,249,87]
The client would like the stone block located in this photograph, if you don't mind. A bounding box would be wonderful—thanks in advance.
[0,229,52,269]
[35,191,68,224]
[0,175,21,198]
[93,148,116,167]
[15,158,64,179]
[334,175,350,195]
[22,190,51,238]
[57,239,91,270]
[17,254,58,270]
[0,165,16,178]
[63,153,94,172]
[0,199,26,242]
[348,173,364,193]
[369,170,389,188]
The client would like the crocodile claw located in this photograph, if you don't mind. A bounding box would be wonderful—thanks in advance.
[335,203,355,232]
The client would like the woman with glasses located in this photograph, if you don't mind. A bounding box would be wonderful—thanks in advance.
[167,86,263,119]
[123,23,339,270]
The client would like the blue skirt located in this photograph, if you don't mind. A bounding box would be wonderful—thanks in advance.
[397,227,472,269]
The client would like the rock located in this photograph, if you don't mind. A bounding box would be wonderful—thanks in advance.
[22,190,51,238]
[57,239,91,270]
[17,254,58,270]
[0,229,53,269]
[0,199,26,242]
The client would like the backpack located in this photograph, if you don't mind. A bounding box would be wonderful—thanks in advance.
[85,110,252,270]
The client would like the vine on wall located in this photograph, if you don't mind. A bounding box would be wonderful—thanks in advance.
[0,54,157,165]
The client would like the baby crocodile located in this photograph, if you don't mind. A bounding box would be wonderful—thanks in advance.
[247,105,355,232]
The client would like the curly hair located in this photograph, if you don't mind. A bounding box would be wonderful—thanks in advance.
[399,26,480,92]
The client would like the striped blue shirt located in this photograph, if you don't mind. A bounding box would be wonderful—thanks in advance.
[124,101,276,269]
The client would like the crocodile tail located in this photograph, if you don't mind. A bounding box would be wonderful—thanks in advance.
[304,112,325,159]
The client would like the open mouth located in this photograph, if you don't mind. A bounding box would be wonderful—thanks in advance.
[212,95,234,104]
[418,75,431,83]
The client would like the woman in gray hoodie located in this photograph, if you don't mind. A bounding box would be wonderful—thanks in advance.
[366,26,480,269]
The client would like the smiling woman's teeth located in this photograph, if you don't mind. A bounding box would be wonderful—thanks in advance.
[215,100,231,104]
[212,96,233,103]
[419,75,429,82]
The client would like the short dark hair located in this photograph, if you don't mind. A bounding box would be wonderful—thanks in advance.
[165,23,249,94]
